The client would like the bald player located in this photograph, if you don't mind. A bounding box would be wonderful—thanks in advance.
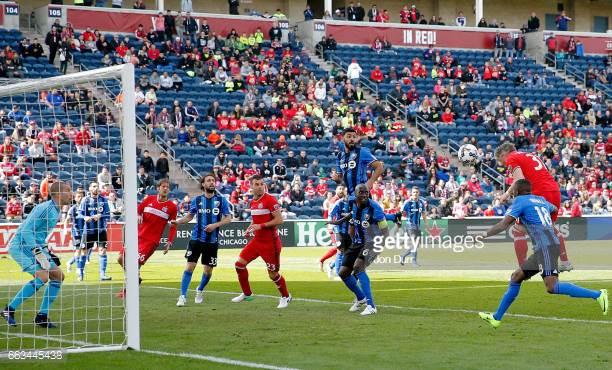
[2,181,73,328]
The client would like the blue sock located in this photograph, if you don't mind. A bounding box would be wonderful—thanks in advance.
[78,255,87,277]
[99,254,108,277]
[357,271,375,307]
[493,281,522,320]
[9,277,45,310]
[341,274,365,301]
[554,282,601,299]
[39,280,62,315]
[197,273,211,291]
[180,271,193,296]
[335,252,343,276]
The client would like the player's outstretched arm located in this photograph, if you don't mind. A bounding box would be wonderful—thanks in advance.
[482,215,516,239]
[500,167,524,202]
[204,214,232,233]
[172,213,194,225]
[366,160,385,190]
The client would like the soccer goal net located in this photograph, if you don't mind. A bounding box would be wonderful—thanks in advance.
[0,64,139,357]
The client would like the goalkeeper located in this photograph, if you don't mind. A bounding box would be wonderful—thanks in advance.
[2,181,73,328]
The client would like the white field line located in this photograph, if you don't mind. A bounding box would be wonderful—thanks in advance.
[1,333,301,369]
[147,286,612,325]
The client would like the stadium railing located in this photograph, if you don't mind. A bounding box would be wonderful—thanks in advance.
[326,51,380,97]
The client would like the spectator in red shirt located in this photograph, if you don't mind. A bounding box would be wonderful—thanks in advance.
[376,9,390,23]
[570,196,582,217]
[230,134,246,154]
[562,122,576,138]
[370,65,384,83]
[0,137,15,160]
[441,107,454,124]
[0,156,16,180]
[316,179,328,197]
[304,179,317,199]
[483,205,496,217]
[75,125,92,155]
[5,195,22,220]
[562,96,577,111]
[147,44,160,61]
[467,174,484,197]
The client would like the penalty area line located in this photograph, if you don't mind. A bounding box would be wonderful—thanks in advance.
[146,285,612,325]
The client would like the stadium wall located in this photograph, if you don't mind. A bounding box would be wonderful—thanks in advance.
[0,217,609,254]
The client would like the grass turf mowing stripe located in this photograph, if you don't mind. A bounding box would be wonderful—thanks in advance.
[2,333,301,369]
[377,284,508,291]
[146,285,612,325]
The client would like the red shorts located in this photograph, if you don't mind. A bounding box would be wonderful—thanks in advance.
[123,239,159,266]
[532,189,561,222]
[239,237,282,272]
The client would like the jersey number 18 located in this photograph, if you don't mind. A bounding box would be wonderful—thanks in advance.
[534,206,553,226]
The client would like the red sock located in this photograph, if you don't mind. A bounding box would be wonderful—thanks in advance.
[320,247,337,263]
[273,274,289,298]
[512,228,528,266]
[556,229,569,262]
[235,264,252,296]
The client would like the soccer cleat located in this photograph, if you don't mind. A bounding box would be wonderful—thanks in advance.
[318,262,324,272]
[478,312,501,328]
[412,260,421,268]
[195,290,204,304]
[349,298,367,312]
[176,295,187,307]
[34,313,57,328]
[66,265,72,273]
[231,293,254,303]
[2,306,16,327]
[277,294,292,309]
[326,263,334,279]
[360,305,377,316]
[100,276,112,281]
[597,289,608,315]
[77,274,84,282]
[399,256,406,266]
[559,261,574,272]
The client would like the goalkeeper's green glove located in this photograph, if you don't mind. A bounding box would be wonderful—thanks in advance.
[32,247,51,270]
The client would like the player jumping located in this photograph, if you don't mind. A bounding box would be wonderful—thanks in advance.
[320,185,347,277]
[332,127,384,195]
[232,175,291,309]
[117,178,177,299]
[339,184,389,316]
[495,142,573,272]
[2,182,73,328]
[478,179,608,328]
[399,187,428,267]
[172,174,231,306]
[78,182,112,281]
[326,185,349,279]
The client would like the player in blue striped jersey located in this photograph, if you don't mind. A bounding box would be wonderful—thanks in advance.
[327,185,350,278]
[2,182,73,328]
[78,182,111,281]
[399,187,428,267]
[478,179,608,328]
[339,184,389,316]
[332,128,384,196]
[172,174,232,306]
[63,192,85,273]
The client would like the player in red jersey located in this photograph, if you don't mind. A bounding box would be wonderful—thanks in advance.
[495,142,573,272]
[231,175,291,308]
[117,179,178,298]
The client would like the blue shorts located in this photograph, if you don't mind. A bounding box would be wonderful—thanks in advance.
[9,243,58,276]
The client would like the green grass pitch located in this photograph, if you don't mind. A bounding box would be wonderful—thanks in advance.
[1,242,611,369]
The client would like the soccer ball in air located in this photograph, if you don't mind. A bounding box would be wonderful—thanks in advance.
[458,144,479,166]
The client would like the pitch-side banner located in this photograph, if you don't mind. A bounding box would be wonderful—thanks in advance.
[0,217,607,254]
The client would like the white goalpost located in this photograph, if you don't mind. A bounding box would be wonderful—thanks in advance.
[0,64,139,356]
